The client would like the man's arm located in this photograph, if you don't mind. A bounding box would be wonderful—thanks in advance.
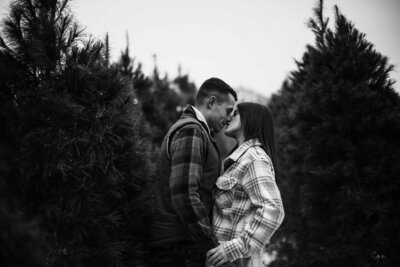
[169,125,219,251]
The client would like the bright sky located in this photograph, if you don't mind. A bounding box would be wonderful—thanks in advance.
[1,0,399,97]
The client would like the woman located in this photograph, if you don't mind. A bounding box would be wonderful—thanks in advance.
[207,102,285,267]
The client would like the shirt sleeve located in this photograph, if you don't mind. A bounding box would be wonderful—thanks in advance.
[169,125,219,251]
[223,159,285,261]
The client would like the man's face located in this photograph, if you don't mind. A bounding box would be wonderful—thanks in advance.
[207,94,236,133]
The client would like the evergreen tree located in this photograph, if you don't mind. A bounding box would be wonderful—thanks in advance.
[0,78,45,267]
[115,37,166,158]
[268,1,400,266]
[173,70,197,106]
[116,39,197,150]
[0,198,45,267]
[104,32,110,68]
[0,0,152,266]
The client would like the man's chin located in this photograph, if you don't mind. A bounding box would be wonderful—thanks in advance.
[224,130,233,138]
[212,125,224,134]
[213,128,221,134]
[216,122,228,133]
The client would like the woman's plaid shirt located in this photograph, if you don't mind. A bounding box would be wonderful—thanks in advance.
[212,139,285,262]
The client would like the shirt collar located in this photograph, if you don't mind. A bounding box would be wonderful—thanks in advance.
[226,138,262,163]
[186,105,211,135]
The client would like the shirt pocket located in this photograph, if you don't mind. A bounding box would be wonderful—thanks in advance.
[215,174,237,209]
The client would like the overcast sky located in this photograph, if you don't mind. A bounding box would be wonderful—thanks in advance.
[1,0,399,97]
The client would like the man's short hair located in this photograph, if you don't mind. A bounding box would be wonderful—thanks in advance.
[196,78,237,104]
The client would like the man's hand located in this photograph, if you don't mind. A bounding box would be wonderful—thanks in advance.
[207,244,229,267]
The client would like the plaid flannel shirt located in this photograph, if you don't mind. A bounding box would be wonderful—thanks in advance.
[169,106,219,250]
[213,139,285,262]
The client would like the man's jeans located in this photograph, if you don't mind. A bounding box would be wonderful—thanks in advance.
[150,240,205,267]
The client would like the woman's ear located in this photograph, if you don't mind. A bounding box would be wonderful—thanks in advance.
[207,96,217,109]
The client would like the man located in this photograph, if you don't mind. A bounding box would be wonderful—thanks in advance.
[149,78,237,266]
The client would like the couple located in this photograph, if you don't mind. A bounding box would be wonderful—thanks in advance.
[149,78,284,267]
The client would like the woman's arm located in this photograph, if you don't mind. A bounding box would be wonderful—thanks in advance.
[223,159,285,262]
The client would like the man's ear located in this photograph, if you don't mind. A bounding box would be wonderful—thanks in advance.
[207,96,217,109]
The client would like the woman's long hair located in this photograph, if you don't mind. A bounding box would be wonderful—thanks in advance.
[237,102,278,174]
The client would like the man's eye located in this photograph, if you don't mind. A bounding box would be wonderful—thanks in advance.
[233,110,238,116]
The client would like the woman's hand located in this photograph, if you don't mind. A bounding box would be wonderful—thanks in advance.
[207,244,229,266]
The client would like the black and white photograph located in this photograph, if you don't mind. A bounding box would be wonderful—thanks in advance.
[1,0,399,266]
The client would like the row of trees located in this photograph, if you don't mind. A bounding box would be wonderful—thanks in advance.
[0,0,198,266]
[116,38,197,158]
[1,0,399,266]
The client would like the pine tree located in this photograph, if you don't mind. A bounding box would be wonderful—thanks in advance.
[0,0,152,266]
[173,71,197,106]
[0,198,45,267]
[115,35,165,159]
[0,82,45,267]
[150,55,182,143]
[115,39,196,150]
[104,32,110,68]
[268,1,400,266]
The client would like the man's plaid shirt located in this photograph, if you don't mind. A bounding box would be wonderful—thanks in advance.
[213,139,285,262]
[168,105,219,250]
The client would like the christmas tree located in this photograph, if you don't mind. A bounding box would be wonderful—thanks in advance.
[0,0,152,266]
[115,37,197,154]
[269,1,400,266]
[0,88,45,267]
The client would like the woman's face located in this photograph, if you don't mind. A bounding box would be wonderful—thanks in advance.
[225,108,242,138]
